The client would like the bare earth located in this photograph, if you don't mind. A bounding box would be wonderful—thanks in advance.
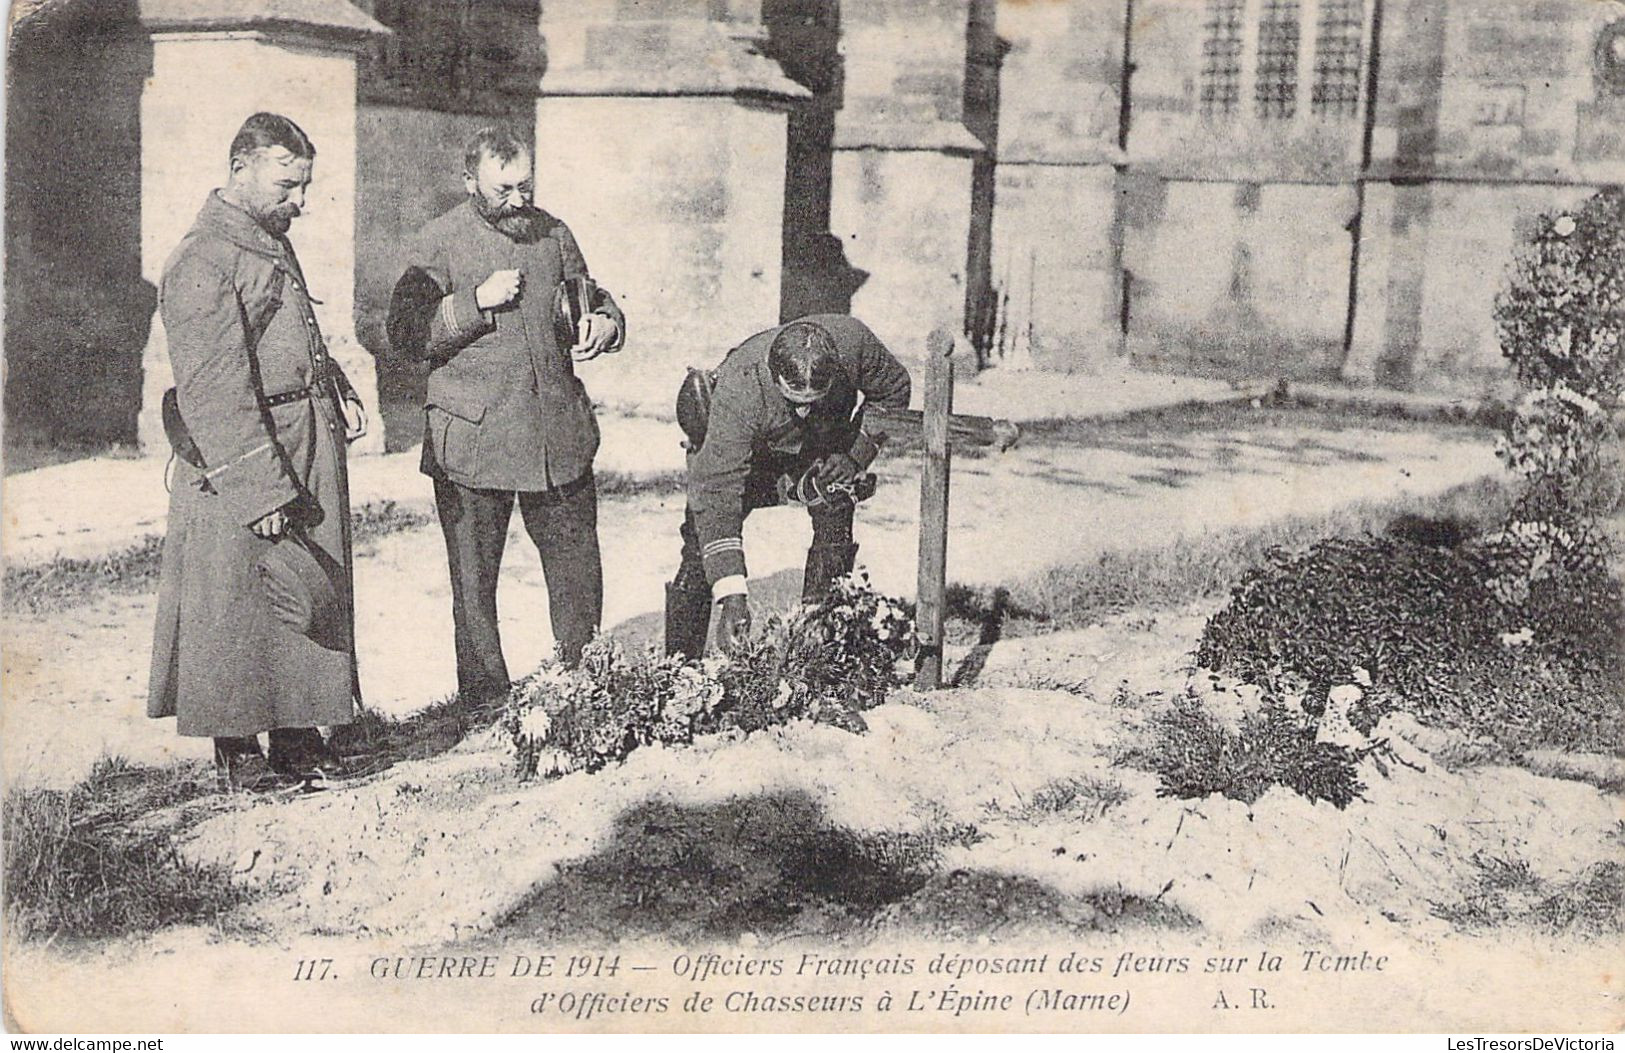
[2,414,1497,787]
[6,405,1621,1033]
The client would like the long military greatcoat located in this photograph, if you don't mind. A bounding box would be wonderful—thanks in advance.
[147,192,359,738]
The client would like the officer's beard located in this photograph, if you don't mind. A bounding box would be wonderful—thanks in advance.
[472,194,538,241]
[258,208,296,236]
[236,197,296,236]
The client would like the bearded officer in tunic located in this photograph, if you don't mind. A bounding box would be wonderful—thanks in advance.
[387,126,625,701]
[148,113,368,790]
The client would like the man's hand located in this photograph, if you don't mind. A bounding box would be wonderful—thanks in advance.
[251,507,289,539]
[341,397,367,442]
[570,312,621,362]
[815,452,861,489]
[717,594,752,654]
[475,269,522,311]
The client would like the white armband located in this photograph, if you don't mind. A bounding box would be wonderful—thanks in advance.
[711,575,748,602]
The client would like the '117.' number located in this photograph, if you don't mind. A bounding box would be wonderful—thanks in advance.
[294,959,335,981]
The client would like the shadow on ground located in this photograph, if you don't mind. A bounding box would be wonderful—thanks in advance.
[495,789,1196,943]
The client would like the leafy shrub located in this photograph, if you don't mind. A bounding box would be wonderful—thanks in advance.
[1192,192,1625,755]
[505,576,915,778]
[1196,534,1623,751]
[1137,691,1368,809]
[1198,535,1505,711]
[1489,188,1624,598]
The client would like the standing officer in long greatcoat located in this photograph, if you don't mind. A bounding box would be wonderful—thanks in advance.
[148,113,367,791]
[387,126,625,702]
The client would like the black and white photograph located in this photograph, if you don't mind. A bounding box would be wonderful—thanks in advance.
[1,0,1622,1037]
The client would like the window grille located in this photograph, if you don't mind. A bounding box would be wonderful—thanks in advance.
[1311,0,1364,117]
[1199,0,1246,118]
[1254,0,1301,120]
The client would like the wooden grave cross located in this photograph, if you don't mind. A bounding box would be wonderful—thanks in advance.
[863,326,1020,690]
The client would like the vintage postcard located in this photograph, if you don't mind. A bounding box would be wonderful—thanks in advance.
[3,0,1622,1037]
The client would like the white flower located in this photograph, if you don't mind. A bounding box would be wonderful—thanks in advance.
[771,679,794,709]
[1317,685,1368,749]
[1553,215,1576,238]
[1328,683,1364,707]
[1352,666,1372,688]
[531,665,573,694]
[519,707,553,741]
[1499,627,1535,648]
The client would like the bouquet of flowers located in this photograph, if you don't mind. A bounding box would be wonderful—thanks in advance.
[503,575,916,779]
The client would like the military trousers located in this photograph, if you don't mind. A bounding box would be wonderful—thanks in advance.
[432,472,602,701]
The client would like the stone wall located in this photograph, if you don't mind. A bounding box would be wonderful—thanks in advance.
[1348,0,1625,394]
[13,0,1625,464]
[986,0,1124,373]
[5,10,152,447]
[830,0,983,369]
[1347,178,1604,395]
[1125,178,1357,381]
[535,95,791,411]
[534,5,804,411]
[1116,0,1369,381]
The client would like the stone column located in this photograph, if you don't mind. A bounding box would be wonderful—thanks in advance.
[535,4,807,411]
[989,0,1127,373]
[136,5,387,455]
[829,0,985,368]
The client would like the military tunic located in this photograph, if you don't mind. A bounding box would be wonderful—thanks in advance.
[387,201,625,491]
[147,192,359,737]
[687,314,912,588]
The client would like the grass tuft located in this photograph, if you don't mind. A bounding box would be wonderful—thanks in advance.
[1127,692,1369,809]
[595,469,686,499]
[337,690,510,767]
[4,536,166,615]
[3,757,255,941]
[348,499,433,556]
[1432,855,1625,937]
[5,480,685,615]
[984,775,1131,825]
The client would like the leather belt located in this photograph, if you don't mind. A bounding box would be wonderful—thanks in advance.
[263,369,336,409]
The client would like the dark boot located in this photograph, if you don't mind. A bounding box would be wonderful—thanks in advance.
[802,542,859,604]
[267,726,328,778]
[213,736,292,793]
[665,581,713,658]
[213,734,262,763]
